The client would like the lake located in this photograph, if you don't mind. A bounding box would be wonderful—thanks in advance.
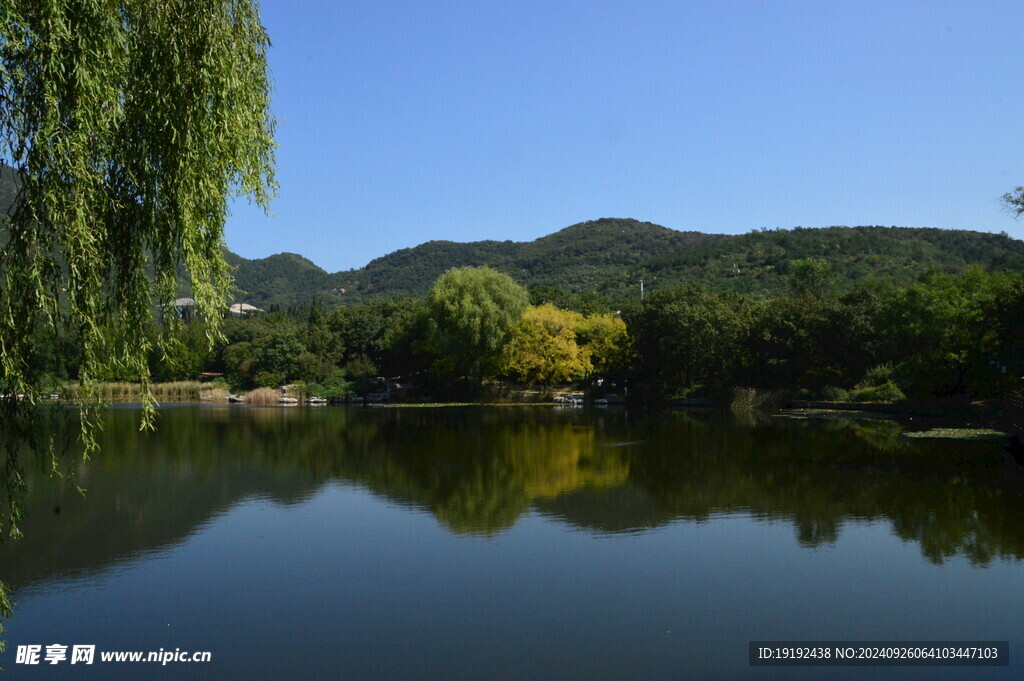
[1,405,1022,679]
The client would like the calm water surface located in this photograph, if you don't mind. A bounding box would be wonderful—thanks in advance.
[1,405,1022,679]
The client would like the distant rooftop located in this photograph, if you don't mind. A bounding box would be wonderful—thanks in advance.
[229,302,264,314]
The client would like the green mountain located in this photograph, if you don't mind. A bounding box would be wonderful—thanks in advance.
[639,224,1024,297]
[226,218,1024,308]
[3,161,1022,307]
[317,219,719,304]
[224,250,332,308]
[224,218,723,307]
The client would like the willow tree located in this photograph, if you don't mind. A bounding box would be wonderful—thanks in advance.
[424,266,529,383]
[0,0,276,632]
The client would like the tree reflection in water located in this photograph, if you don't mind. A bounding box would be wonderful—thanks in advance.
[2,405,1022,596]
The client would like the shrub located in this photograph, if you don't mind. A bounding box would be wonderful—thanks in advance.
[861,363,897,387]
[316,372,353,400]
[850,363,906,403]
[822,386,849,401]
[852,381,905,403]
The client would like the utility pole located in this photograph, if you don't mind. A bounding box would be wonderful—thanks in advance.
[639,279,644,301]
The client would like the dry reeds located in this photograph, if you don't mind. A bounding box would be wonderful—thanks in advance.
[200,387,229,402]
[61,381,229,402]
[243,387,280,405]
[153,381,202,400]
[730,387,786,413]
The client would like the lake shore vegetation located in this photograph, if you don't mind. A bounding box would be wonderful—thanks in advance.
[22,261,1023,413]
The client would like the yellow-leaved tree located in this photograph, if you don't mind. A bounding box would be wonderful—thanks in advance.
[502,304,627,387]
[502,304,588,386]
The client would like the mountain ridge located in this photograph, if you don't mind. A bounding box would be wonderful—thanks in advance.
[227,218,1024,308]
[3,161,1021,309]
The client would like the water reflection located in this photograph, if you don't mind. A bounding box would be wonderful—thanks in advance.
[3,406,1022,594]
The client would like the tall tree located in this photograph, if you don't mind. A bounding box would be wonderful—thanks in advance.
[880,267,1017,397]
[625,284,748,400]
[423,266,529,382]
[0,0,276,635]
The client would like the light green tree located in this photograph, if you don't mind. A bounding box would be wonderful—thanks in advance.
[0,0,276,639]
[424,266,529,382]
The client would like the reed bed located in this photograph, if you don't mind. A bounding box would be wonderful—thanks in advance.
[62,381,229,403]
[200,387,230,403]
[730,387,786,412]
[243,387,281,405]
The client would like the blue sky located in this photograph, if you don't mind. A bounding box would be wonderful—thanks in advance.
[225,0,1024,272]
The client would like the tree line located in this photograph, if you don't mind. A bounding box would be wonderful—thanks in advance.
[24,261,1024,404]
[626,261,1023,402]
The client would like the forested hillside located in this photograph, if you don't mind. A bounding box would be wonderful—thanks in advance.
[226,218,1024,308]
[226,218,719,307]
[2,167,1022,308]
[633,225,1024,297]
[225,251,333,308]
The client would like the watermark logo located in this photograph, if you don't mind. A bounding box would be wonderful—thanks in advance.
[15,644,207,665]
[15,645,39,665]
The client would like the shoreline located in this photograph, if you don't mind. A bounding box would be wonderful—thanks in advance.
[42,397,1021,440]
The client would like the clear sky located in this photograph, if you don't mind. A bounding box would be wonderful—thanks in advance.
[225,0,1024,272]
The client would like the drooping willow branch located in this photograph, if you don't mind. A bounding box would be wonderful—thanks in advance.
[0,0,276,546]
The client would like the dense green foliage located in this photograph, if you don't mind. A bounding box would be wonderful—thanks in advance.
[642,226,1024,297]
[203,297,424,394]
[0,0,275,518]
[624,285,748,400]
[422,267,529,382]
[214,218,1024,309]
[623,264,1024,402]
[48,260,1019,409]
[225,250,334,308]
